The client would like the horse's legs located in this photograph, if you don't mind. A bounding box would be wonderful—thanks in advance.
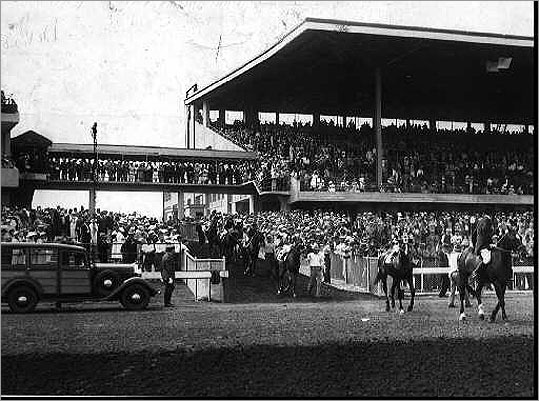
[449,273,456,307]
[458,277,467,320]
[397,280,404,313]
[251,254,258,276]
[291,272,297,297]
[490,281,506,322]
[381,277,390,312]
[407,276,415,312]
[276,263,283,294]
[500,284,508,321]
[389,279,397,309]
[472,280,485,320]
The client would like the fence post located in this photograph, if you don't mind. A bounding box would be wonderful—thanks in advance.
[343,256,348,284]
[420,271,424,293]
[366,258,371,292]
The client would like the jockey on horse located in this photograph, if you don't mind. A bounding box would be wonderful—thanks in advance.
[469,214,495,287]
[383,236,403,266]
[243,221,264,276]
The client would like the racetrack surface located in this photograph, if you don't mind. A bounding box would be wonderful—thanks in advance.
[2,262,535,397]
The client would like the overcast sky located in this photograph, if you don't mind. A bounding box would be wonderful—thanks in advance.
[1,1,534,216]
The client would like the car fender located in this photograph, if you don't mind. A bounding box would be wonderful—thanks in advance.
[102,277,159,301]
[2,277,43,298]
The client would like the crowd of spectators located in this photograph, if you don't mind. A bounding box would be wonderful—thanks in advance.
[20,156,258,186]
[381,123,534,195]
[211,119,377,192]
[1,90,18,113]
[210,119,533,195]
[1,205,186,269]
[3,205,534,269]
[7,115,533,196]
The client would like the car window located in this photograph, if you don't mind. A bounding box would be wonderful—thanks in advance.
[59,250,87,269]
[29,248,58,269]
[1,246,26,269]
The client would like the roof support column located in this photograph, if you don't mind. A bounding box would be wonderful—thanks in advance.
[341,115,346,128]
[313,112,320,128]
[275,112,280,125]
[177,191,185,220]
[244,106,259,127]
[248,195,256,214]
[202,101,210,127]
[192,104,197,148]
[374,67,383,190]
[429,119,436,132]
[185,105,191,148]
[89,188,96,219]
[219,109,226,128]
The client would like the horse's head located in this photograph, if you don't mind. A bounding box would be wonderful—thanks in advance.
[497,228,524,253]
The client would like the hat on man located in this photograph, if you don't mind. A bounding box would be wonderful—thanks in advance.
[26,231,38,238]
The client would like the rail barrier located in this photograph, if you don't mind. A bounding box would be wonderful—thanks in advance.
[80,242,228,301]
[326,254,534,295]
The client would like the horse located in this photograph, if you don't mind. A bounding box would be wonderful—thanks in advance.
[373,245,416,313]
[448,270,472,308]
[277,245,301,297]
[243,233,260,276]
[205,218,220,256]
[220,230,240,263]
[456,228,523,322]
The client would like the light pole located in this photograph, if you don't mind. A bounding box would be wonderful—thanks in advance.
[90,122,98,219]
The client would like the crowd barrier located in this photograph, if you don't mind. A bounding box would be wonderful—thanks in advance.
[88,242,228,301]
[327,253,534,295]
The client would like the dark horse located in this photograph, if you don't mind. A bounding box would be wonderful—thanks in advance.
[243,228,264,276]
[220,230,240,262]
[277,245,301,297]
[374,246,416,313]
[456,228,523,322]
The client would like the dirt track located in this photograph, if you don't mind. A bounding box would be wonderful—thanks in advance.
[1,263,535,397]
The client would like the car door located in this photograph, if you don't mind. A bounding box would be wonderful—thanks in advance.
[1,244,28,291]
[28,246,58,295]
[59,249,91,295]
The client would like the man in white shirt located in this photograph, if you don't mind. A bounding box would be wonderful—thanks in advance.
[307,243,324,297]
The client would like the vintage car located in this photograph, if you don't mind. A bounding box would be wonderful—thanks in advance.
[1,242,159,313]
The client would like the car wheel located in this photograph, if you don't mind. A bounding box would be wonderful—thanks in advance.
[8,286,38,313]
[120,284,150,310]
[94,270,121,297]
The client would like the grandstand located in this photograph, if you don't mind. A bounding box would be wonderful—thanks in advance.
[184,18,534,213]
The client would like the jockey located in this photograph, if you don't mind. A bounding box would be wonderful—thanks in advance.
[470,214,494,283]
[383,237,401,264]
[277,235,292,262]
[440,228,453,255]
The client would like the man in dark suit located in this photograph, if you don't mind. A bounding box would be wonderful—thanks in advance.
[161,245,176,307]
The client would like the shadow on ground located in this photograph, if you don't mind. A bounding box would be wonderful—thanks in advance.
[2,335,533,397]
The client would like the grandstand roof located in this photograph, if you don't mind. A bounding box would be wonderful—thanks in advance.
[11,131,52,151]
[185,18,534,124]
[49,143,257,160]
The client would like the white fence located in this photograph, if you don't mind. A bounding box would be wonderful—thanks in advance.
[326,254,534,296]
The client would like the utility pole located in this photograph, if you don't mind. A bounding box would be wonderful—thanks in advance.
[89,122,98,219]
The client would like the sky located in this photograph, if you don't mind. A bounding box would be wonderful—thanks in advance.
[1,1,534,216]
